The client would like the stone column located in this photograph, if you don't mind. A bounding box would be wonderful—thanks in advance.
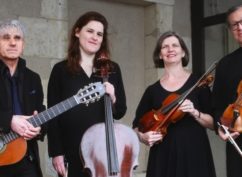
[144,0,175,87]
[133,1,175,176]
[20,0,68,176]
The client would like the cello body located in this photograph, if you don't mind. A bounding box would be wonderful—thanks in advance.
[80,54,139,176]
[80,123,139,177]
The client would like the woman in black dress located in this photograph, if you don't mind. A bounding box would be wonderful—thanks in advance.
[133,31,216,177]
[47,11,126,177]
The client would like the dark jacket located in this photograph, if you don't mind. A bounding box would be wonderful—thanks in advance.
[47,60,127,176]
[0,58,46,176]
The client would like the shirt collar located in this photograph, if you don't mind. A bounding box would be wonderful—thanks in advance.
[0,58,26,77]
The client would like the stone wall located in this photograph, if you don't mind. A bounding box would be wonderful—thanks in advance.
[0,0,198,177]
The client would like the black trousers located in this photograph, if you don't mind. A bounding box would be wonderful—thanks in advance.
[226,135,242,177]
[0,156,40,177]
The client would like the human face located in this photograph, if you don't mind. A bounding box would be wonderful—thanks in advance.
[160,36,185,66]
[75,20,104,56]
[0,27,24,61]
[228,7,242,46]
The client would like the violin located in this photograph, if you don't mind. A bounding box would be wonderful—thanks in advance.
[221,80,242,132]
[138,61,217,135]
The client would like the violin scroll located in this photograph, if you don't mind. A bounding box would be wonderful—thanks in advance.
[94,52,114,78]
[198,74,214,87]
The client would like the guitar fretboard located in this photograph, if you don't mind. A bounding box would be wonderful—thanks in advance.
[3,96,78,144]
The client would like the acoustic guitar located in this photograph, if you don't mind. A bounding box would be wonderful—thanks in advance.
[0,82,105,166]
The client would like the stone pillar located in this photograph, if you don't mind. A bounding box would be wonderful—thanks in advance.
[20,0,68,176]
[144,0,175,87]
[133,1,175,177]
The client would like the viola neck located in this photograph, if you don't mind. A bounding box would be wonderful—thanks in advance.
[161,91,189,114]
[161,61,218,114]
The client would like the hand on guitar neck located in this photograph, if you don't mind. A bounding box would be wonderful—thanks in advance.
[0,82,105,167]
[11,112,41,140]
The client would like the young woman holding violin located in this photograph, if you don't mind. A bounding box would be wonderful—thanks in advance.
[212,5,242,177]
[47,11,127,177]
[133,31,216,177]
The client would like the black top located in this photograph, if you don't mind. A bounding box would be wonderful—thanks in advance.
[47,60,126,175]
[211,47,242,177]
[133,74,216,177]
[212,47,242,126]
[0,58,45,177]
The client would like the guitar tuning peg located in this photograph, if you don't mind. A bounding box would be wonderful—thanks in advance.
[91,98,96,102]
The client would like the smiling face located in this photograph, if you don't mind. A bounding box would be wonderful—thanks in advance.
[75,20,104,56]
[160,36,185,66]
[0,27,24,62]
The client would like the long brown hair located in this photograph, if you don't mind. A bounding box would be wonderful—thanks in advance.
[67,11,110,74]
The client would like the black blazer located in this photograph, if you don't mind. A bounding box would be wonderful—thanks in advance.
[0,58,46,176]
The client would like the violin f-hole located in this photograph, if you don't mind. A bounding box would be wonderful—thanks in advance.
[231,109,240,128]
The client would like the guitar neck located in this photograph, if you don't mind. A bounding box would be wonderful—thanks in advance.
[3,96,78,144]
[29,96,78,127]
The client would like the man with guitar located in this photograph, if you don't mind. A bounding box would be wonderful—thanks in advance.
[212,4,242,177]
[0,19,45,177]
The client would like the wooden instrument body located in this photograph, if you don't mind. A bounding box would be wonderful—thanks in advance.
[138,93,184,134]
[221,81,242,132]
[0,137,26,166]
[80,123,139,177]
[80,55,139,176]
[0,82,105,166]
[138,62,217,135]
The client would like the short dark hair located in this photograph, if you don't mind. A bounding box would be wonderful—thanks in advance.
[153,31,189,68]
[226,4,242,26]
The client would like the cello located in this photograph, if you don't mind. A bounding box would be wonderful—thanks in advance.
[80,54,140,177]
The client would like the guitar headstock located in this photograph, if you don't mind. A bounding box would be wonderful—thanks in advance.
[74,82,105,106]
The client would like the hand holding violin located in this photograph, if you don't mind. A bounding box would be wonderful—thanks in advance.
[178,99,200,118]
[217,123,240,141]
[217,122,242,157]
[134,128,163,147]
[179,99,214,130]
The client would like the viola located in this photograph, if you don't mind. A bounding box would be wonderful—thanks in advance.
[138,61,217,135]
[80,53,139,177]
[221,80,242,132]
